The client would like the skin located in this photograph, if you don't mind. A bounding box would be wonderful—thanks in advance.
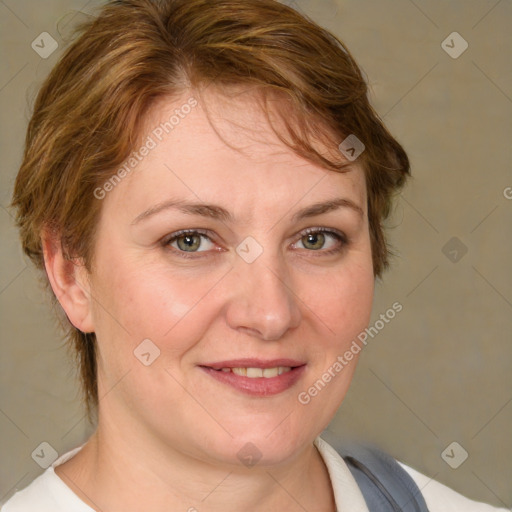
[43,88,375,512]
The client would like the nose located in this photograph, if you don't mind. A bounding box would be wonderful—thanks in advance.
[224,252,301,341]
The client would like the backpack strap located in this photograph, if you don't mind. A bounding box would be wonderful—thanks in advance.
[320,431,430,512]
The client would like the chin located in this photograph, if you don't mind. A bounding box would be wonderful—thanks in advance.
[199,419,319,469]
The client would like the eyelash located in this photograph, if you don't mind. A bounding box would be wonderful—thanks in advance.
[161,227,349,259]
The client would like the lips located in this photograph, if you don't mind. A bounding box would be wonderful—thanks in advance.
[199,358,306,396]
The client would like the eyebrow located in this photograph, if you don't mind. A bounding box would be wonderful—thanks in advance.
[131,197,364,226]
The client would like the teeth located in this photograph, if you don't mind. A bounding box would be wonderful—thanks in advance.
[246,367,263,378]
[263,367,279,378]
[223,367,292,378]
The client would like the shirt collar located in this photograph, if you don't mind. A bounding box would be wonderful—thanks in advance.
[314,435,370,512]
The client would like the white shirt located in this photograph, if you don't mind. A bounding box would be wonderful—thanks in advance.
[1,436,508,511]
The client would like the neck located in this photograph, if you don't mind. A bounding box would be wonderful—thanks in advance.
[55,420,336,512]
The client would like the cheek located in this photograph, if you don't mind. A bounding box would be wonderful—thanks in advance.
[91,258,225,357]
[300,258,375,345]
[90,227,374,378]
[92,244,374,351]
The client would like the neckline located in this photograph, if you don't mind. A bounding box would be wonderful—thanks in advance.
[46,436,369,511]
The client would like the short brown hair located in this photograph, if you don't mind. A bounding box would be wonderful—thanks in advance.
[10,0,410,417]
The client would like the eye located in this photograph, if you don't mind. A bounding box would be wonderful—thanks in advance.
[293,228,347,254]
[164,229,216,254]
[162,227,348,259]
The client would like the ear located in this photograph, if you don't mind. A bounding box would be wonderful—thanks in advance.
[41,228,95,333]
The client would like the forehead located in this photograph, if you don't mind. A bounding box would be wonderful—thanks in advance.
[102,88,367,222]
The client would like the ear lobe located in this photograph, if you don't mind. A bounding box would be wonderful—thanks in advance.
[41,229,95,333]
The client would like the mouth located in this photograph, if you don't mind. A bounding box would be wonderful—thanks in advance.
[199,358,306,396]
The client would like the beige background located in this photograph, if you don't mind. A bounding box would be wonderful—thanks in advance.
[1,0,511,508]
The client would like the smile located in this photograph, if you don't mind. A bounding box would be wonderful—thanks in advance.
[199,359,306,396]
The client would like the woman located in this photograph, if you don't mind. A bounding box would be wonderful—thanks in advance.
[4,0,507,510]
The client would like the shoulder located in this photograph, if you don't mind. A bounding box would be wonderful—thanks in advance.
[318,432,508,512]
[398,461,509,512]
[2,470,60,511]
[1,447,92,512]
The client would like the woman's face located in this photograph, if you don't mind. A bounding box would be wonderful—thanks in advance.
[84,89,374,467]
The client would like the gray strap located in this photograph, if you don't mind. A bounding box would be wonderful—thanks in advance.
[320,431,430,512]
